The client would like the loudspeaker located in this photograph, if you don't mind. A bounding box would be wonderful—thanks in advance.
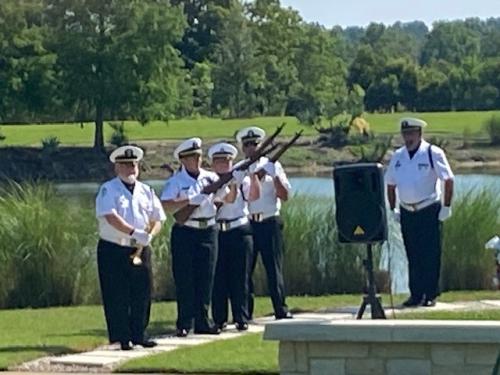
[333,163,387,244]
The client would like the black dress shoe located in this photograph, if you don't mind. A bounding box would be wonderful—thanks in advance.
[194,326,221,335]
[402,297,422,307]
[176,328,189,337]
[421,298,437,307]
[275,311,294,320]
[120,341,133,351]
[132,339,157,348]
[235,322,248,331]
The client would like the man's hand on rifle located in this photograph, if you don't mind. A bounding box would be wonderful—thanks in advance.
[232,170,246,184]
[131,228,153,247]
[261,161,277,177]
[188,192,210,206]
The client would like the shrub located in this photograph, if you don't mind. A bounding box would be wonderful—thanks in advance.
[41,136,60,155]
[108,122,129,147]
[484,114,500,145]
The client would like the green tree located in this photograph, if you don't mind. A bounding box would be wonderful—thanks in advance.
[348,44,384,90]
[290,23,348,123]
[190,61,214,116]
[420,21,481,65]
[212,2,262,117]
[0,0,57,122]
[246,0,302,116]
[43,0,187,151]
[416,64,452,111]
[171,0,233,67]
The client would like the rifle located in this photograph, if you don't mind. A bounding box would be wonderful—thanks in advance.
[255,130,304,179]
[172,124,286,224]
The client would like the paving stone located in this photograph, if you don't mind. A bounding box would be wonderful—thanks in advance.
[50,355,120,367]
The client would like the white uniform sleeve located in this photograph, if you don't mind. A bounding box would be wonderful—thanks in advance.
[275,161,292,192]
[385,154,397,186]
[160,177,180,201]
[432,147,454,181]
[151,191,167,222]
[95,184,116,218]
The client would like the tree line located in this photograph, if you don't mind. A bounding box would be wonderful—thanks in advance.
[2,0,500,149]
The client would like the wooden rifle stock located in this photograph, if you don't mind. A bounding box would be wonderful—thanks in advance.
[172,125,285,225]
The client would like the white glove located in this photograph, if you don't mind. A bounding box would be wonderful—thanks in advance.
[485,236,500,250]
[131,229,152,247]
[232,170,246,184]
[392,209,400,223]
[188,193,209,206]
[438,206,452,221]
[261,162,276,177]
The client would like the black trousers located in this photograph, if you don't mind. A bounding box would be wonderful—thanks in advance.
[400,202,442,301]
[248,216,289,319]
[97,239,152,344]
[171,224,218,331]
[212,223,253,325]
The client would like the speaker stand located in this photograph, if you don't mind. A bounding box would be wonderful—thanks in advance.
[356,244,386,320]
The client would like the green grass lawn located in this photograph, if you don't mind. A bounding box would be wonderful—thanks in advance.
[1,111,497,146]
[0,294,364,370]
[119,333,279,374]
[1,291,499,371]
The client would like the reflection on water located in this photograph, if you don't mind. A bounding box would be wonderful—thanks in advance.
[55,174,500,294]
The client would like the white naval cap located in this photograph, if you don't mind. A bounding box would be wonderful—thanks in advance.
[208,142,238,161]
[174,137,202,160]
[400,118,428,132]
[109,145,144,163]
[235,126,266,144]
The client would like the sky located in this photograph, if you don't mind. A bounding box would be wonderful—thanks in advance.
[280,0,500,28]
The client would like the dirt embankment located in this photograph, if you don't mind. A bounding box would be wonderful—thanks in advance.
[1,137,498,182]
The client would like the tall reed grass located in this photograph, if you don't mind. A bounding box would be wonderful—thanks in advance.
[0,182,98,308]
[441,189,500,291]
[0,182,497,308]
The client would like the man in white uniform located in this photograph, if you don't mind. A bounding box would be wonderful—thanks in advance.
[386,118,454,307]
[161,138,228,337]
[208,142,260,331]
[236,126,293,320]
[95,145,166,350]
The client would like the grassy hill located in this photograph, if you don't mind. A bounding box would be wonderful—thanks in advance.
[1,111,497,146]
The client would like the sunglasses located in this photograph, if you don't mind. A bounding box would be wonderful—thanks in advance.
[243,141,258,147]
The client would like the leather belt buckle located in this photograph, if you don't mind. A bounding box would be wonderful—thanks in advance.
[220,221,228,232]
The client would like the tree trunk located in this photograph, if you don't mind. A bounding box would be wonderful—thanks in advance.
[94,102,105,152]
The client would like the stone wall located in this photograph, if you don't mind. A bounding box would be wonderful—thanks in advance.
[278,341,498,375]
[264,320,500,375]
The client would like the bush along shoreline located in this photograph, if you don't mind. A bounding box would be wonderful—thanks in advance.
[0,182,497,309]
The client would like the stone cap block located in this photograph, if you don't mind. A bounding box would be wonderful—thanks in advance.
[263,319,500,344]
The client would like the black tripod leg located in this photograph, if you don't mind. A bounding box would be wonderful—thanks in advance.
[371,296,386,319]
[356,297,367,319]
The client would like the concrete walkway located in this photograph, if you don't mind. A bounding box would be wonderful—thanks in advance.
[9,300,500,373]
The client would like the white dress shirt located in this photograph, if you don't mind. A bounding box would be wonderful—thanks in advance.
[247,157,291,217]
[160,166,221,219]
[385,140,454,204]
[217,176,251,220]
[96,177,166,243]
